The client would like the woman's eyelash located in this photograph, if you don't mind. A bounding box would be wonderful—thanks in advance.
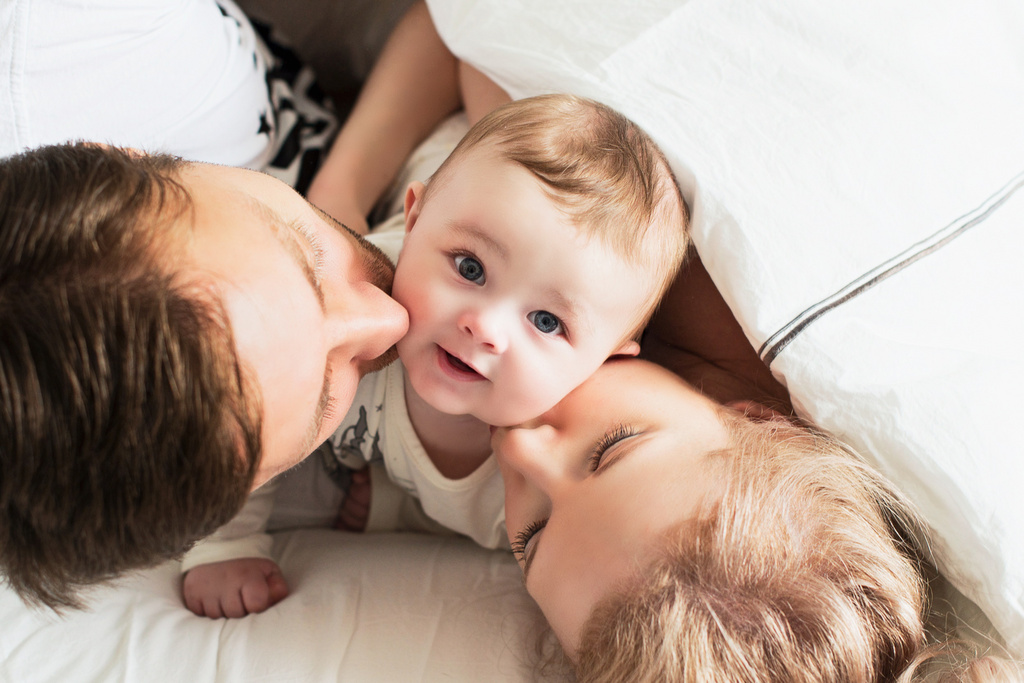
[510,519,547,561]
[588,424,639,471]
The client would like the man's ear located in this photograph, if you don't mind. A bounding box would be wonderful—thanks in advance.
[403,181,426,234]
[609,340,641,358]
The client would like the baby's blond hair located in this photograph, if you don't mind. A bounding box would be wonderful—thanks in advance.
[426,94,689,337]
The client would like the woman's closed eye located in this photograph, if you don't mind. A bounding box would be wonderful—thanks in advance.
[588,424,640,472]
[510,426,638,566]
[511,519,547,563]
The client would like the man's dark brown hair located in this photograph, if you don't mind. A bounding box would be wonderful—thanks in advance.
[0,143,261,610]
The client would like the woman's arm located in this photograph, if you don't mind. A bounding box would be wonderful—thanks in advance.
[458,62,511,126]
[305,0,460,233]
[305,0,510,233]
[641,249,793,413]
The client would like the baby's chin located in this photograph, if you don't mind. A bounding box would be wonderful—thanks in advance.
[469,398,558,429]
[407,371,550,427]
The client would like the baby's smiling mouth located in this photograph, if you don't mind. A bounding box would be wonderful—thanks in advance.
[445,351,479,376]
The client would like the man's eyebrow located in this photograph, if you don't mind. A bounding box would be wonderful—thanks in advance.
[245,196,332,457]
[246,196,325,311]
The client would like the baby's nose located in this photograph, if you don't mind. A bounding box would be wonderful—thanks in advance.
[458,308,508,353]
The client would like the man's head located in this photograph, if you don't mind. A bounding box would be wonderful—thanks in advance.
[0,143,407,609]
[394,95,689,426]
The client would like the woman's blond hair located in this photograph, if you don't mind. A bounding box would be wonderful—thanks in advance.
[574,413,1021,682]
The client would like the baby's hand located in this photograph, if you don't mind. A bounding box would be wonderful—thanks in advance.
[182,558,289,618]
[335,466,372,532]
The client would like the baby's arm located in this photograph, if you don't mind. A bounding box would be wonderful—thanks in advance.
[305,0,510,233]
[181,481,287,618]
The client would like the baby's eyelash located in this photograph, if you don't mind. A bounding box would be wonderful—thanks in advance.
[589,424,639,471]
[510,519,547,561]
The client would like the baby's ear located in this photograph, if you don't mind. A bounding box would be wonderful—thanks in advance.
[610,340,640,358]
[403,181,427,233]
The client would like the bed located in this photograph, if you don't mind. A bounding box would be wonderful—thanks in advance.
[2,0,1022,680]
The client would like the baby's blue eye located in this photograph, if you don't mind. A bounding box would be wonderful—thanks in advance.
[455,255,485,283]
[529,310,562,334]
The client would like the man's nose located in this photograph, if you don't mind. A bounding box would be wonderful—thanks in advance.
[458,307,509,353]
[327,281,408,363]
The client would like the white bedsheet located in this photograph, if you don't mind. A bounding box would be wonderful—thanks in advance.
[0,530,556,682]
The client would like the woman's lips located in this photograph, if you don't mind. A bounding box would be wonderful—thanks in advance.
[436,346,484,381]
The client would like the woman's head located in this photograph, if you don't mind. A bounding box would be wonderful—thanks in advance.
[575,409,931,682]
[492,358,933,681]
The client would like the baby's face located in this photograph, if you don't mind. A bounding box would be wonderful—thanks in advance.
[393,146,652,426]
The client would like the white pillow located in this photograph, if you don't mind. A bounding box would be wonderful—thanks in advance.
[428,0,1024,655]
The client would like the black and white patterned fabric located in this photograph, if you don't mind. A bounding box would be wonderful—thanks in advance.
[251,19,339,195]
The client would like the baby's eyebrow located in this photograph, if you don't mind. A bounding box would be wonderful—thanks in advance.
[448,220,510,262]
[544,288,587,337]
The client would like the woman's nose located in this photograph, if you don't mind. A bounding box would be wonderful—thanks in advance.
[458,307,508,354]
[497,423,566,493]
[327,280,409,363]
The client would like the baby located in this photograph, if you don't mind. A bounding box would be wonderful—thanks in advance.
[180,91,689,617]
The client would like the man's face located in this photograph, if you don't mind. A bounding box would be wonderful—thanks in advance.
[175,163,408,487]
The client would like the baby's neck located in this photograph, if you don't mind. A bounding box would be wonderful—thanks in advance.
[403,374,492,480]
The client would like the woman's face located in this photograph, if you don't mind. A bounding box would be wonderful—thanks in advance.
[492,358,731,654]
